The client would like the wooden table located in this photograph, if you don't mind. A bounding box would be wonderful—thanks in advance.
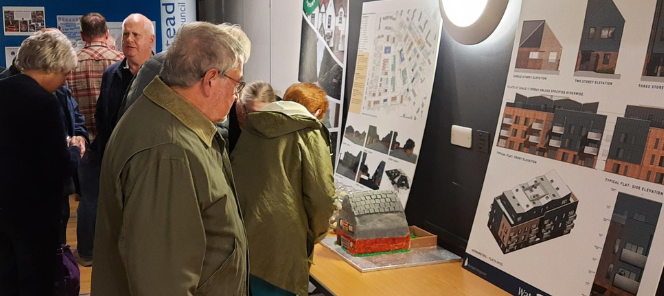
[309,241,510,296]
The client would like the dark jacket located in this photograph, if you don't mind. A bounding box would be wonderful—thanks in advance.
[93,58,133,157]
[0,65,89,143]
[0,74,81,235]
[119,52,166,118]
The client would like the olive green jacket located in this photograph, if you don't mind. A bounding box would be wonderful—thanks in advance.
[92,77,249,296]
[231,101,335,296]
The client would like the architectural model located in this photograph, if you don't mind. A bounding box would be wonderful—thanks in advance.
[336,190,410,255]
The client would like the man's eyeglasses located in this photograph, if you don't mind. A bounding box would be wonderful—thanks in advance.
[201,69,245,94]
[223,73,245,94]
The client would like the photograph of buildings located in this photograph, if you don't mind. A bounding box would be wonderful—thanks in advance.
[487,170,579,254]
[356,152,385,190]
[498,93,606,168]
[344,125,367,146]
[299,0,348,100]
[591,193,661,296]
[605,106,664,184]
[365,125,394,154]
[330,131,338,167]
[385,168,410,191]
[574,0,625,78]
[515,20,562,74]
[388,131,418,164]
[322,101,340,129]
[336,149,362,180]
[642,0,664,82]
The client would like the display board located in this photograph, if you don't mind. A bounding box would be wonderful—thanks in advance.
[464,0,664,295]
[334,0,442,206]
[2,6,44,36]
[299,0,350,164]
[4,47,18,68]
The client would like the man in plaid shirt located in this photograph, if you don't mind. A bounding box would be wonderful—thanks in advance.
[66,12,122,267]
[67,12,123,141]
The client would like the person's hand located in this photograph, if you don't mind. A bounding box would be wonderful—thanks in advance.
[69,136,86,158]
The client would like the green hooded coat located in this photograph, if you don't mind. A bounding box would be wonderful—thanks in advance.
[231,101,335,296]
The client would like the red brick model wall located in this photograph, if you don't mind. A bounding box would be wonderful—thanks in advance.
[337,230,410,255]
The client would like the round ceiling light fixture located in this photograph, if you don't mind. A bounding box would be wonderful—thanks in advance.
[442,0,488,28]
[439,0,509,45]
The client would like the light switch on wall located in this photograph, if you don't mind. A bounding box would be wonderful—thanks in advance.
[451,125,472,148]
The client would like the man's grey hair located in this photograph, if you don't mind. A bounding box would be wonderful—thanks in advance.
[218,23,251,63]
[240,81,276,105]
[15,30,77,74]
[160,21,245,87]
[122,13,154,35]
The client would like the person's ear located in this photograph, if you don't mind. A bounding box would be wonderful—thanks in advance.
[314,109,322,117]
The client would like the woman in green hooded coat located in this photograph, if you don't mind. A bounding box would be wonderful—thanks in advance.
[231,82,335,296]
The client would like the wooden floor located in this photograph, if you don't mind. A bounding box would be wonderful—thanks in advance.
[66,196,92,294]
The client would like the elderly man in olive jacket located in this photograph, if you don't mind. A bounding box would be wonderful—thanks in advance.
[92,22,249,296]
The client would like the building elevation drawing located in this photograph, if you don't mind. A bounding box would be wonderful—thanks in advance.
[488,171,579,254]
[592,192,661,296]
[516,20,562,73]
[575,0,625,77]
[498,94,607,168]
[605,105,664,184]
[643,0,664,81]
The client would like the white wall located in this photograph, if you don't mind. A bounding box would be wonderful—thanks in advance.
[267,0,302,96]
[229,0,301,95]
[242,0,272,83]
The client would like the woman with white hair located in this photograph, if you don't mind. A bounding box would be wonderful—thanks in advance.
[235,81,278,129]
[0,30,83,295]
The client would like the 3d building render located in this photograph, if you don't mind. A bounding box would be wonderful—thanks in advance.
[575,0,625,76]
[488,171,579,254]
[643,0,664,80]
[605,105,664,184]
[498,94,606,168]
[516,20,562,73]
[592,193,661,296]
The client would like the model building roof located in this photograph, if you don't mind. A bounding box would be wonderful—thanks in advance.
[347,190,403,216]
